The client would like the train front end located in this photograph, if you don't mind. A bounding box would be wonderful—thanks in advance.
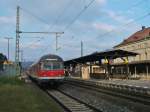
[37,55,65,83]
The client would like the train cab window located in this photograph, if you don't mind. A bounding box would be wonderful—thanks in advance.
[43,64,52,70]
[41,61,63,70]
[52,62,63,70]
[41,62,52,70]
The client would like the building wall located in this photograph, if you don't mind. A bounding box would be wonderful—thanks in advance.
[82,65,90,79]
[113,37,150,79]
[114,37,150,63]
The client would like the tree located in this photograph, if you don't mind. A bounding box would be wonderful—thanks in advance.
[0,53,7,71]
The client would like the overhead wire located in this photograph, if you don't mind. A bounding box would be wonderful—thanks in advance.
[96,13,150,39]
[49,0,74,30]
[20,7,59,54]
[20,7,51,26]
[20,1,74,55]
[61,0,144,49]
[63,0,143,32]
[19,0,148,60]
[62,0,150,58]
[37,0,149,57]
[35,0,94,56]
[38,0,75,55]
[19,7,48,50]
[20,5,65,46]
[48,0,96,56]
[22,0,94,55]
[63,0,96,30]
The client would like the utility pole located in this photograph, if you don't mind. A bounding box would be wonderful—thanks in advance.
[81,41,83,57]
[15,6,20,75]
[4,37,13,60]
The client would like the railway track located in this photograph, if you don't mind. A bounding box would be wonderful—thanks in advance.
[46,89,100,112]
[26,74,100,111]
[29,77,100,112]
[29,75,150,112]
[64,79,150,106]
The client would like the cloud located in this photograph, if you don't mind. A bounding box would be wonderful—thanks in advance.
[92,22,115,31]
[0,38,7,43]
[105,10,133,24]
[0,0,146,61]
[21,41,43,49]
[96,0,107,5]
[0,16,15,24]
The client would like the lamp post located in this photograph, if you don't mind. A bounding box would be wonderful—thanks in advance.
[4,37,13,61]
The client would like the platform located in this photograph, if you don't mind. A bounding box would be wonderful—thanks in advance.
[66,77,150,95]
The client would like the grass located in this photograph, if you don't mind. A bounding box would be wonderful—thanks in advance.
[0,76,23,85]
[0,76,63,112]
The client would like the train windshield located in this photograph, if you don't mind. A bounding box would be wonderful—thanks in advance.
[41,61,63,70]
[53,62,63,70]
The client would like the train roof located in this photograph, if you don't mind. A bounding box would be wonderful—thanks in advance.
[39,54,63,62]
[29,54,63,68]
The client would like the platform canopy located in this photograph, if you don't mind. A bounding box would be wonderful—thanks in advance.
[64,49,138,66]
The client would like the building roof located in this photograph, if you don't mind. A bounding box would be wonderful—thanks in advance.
[114,27,150,47]
[64,49,138,66]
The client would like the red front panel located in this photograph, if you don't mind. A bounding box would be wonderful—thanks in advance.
[37,70,64,77]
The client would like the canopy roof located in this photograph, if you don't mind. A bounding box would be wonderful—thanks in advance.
[64,49,138,66]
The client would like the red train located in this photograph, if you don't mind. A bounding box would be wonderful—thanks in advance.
[28,54,65,84]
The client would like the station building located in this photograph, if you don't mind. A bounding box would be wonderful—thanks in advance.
[113,26,150,79]
[65,26,150,80]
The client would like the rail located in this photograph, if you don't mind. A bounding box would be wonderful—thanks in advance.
[64,78,150,105]
[46,89,101,112]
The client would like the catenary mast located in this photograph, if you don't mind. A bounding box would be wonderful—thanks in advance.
[15,6,20,75]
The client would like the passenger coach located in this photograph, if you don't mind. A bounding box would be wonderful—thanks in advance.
[28,54,65,84]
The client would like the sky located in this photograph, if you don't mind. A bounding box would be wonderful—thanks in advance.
[0,0,150,61]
